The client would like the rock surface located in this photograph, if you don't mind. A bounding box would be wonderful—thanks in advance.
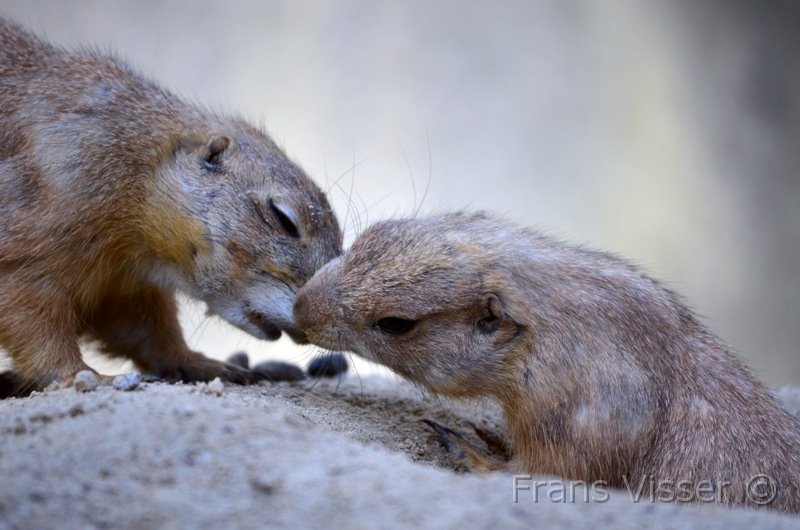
[72,370,99,393]
[112,373,141,392]
[0,376,798,529]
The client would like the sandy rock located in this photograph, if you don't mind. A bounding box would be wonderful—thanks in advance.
[1,376,799,529]
[112,373,141,391]
[195,377,225,396]
[72,370,98,392]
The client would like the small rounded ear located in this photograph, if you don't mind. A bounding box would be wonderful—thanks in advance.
[477,293,513,335]
[202,135,230,170]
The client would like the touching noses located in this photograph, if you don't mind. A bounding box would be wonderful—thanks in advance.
[292,287,313,331]
[293,275,337,338]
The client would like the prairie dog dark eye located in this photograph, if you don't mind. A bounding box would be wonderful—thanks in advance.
[374,317,419,335]
[268,199,300,239]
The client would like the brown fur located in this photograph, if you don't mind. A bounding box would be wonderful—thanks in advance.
[294,212,800,513]
[0,19,342,391]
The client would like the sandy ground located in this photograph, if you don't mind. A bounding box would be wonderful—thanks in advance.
[1,374,799,529]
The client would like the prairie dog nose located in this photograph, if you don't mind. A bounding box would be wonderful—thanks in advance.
[293,275,335,336]
[293,287,313,331]
[294,257,345,333]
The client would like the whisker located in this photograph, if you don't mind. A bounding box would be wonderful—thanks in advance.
[397,138,418,217]
[325,157,370,195]
[348,351,364,397]
[414,131,433,218]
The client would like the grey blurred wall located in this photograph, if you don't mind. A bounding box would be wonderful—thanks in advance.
[2,1,798,384]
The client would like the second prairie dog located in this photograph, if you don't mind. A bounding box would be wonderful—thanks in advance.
[294,212,800,513]
[0,20,341,390]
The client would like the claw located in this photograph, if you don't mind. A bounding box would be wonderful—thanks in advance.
[472,424,511,460]
[422,419,467,459]
[171,355,267,385]
[421,418,509,473]
[252,361,305,382]
[222,362,267,385]
[226,351,250,370]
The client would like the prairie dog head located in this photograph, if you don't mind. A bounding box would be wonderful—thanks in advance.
[148,120,342,343]
[293,213,525,396]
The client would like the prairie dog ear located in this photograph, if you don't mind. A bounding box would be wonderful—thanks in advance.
[477,293,516,335]
[202,135,231,170]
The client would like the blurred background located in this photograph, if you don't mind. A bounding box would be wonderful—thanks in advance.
[1,0,798,385]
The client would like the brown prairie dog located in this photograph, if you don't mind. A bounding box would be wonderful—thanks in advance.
[294,212,800,513]
[0,19,342,391]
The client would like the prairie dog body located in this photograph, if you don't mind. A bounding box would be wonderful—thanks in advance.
[295,212,800,513]
[0,20,341,390]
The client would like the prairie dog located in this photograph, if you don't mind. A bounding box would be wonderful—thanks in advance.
[0,20,341,390]
[294,212,800,513]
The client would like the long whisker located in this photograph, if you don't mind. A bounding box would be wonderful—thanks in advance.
[414,131,433,218]
[398,137,418,217]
